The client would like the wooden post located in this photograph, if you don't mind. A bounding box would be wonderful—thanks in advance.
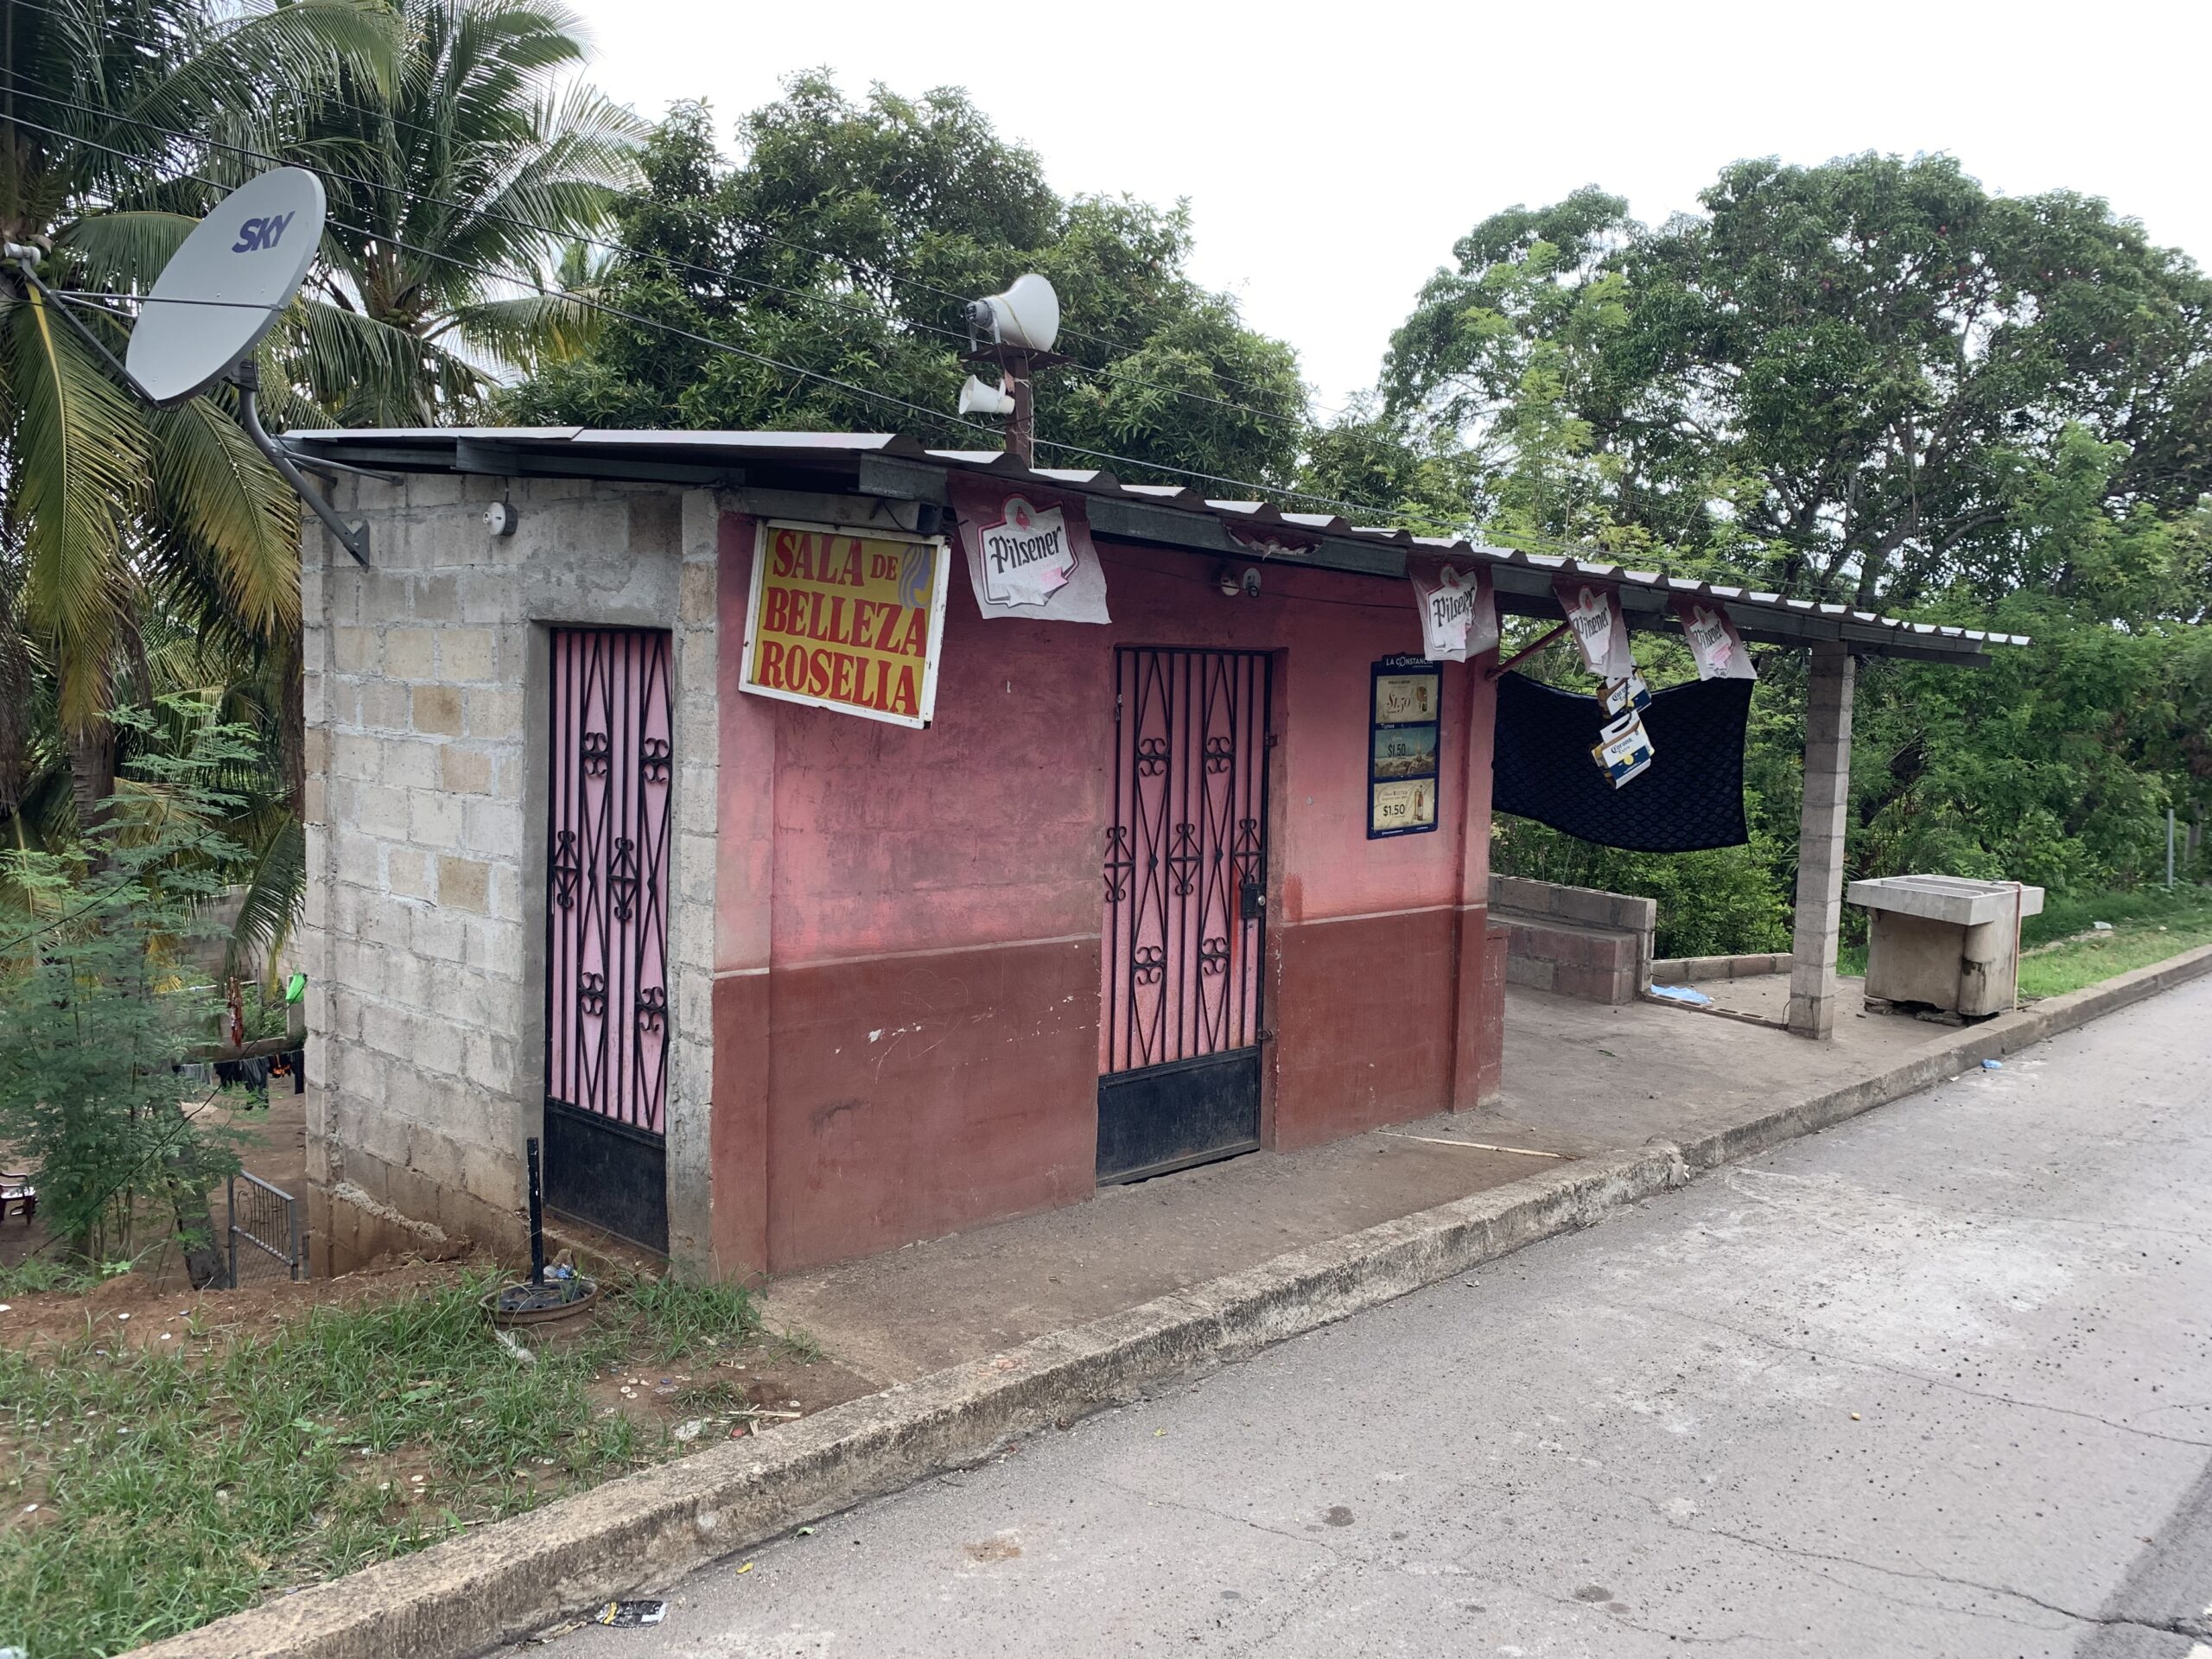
[1786,641,1856,1039]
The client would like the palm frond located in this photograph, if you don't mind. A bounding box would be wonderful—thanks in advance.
[3,286,151,730]
[53,211,200,293]
[225,807,304,990]
[143,396,301,642]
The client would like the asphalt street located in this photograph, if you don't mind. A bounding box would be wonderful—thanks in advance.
[554,976,2212,1658]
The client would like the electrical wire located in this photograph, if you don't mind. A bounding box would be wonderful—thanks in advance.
[0,107,1026,443]
[0,104,1662,553]
[0,68,1341,442]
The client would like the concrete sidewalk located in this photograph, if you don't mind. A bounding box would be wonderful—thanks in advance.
[133,944,2212,1659]
[760,972,1962,1383]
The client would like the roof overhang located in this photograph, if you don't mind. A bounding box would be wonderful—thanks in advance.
[283,427,2029,664]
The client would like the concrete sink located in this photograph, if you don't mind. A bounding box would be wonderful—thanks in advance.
[1847,875,2044,1018]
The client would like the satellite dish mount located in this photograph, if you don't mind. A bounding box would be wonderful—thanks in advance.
[2,166,368,564]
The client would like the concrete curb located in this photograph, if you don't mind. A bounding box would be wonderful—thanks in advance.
[132,942,2212,1659]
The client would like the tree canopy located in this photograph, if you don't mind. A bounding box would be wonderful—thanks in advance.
[502,76,1309,486]
[1354,152,2212,928]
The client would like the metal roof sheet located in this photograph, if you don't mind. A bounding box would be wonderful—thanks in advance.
[281,427,2029,658]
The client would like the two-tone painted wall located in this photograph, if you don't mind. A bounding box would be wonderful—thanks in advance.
[708,512,1503,1276]
[302,482,1503,1280]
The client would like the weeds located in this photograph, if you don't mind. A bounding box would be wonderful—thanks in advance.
[2018,887,2212,1000]
[0,1258,108,1299]
[0,1271,763,1658]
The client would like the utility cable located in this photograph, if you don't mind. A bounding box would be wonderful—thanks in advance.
[0,70,1342,442]
[0,105,1685,555]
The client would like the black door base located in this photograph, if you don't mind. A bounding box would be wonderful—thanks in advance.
[1096,1049,1262,1185]
[543,1097,669,1253]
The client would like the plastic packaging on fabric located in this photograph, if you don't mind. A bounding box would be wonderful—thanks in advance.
[1591,709,1656,787]
[1492,671,1752,853]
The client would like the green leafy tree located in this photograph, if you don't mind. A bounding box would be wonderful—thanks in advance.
[504,79,1308,485]
[0,702,260,1274]
[0,0,394,833]
[1382,155,2212,936]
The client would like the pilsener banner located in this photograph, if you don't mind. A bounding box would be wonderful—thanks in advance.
[741,520,951,728]
[947,473,1112,624]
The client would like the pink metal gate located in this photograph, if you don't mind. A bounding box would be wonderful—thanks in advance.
[543,626,672,1250]
[1097,647,1272,1183]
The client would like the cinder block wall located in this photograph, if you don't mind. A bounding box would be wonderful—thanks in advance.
[300,474,720,1267]
[1487,874,1656,1004]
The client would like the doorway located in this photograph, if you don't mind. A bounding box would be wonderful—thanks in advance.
[1097,647,1273,1183]
[542,626,673,1251]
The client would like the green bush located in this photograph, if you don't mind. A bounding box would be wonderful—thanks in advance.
[0,705,256,1268]
[1493,815,1792,960]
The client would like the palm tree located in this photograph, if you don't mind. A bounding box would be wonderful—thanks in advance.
[283,0,643,425]
[0,0,396,831]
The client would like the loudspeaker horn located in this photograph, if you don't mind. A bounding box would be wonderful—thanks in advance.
[965,273,1060,354]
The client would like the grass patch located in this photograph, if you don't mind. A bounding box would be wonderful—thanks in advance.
[1836,885,2212,994]
[0,1271,760,1658]
[2018,886,2212,1000]
[0,1258,108,1299]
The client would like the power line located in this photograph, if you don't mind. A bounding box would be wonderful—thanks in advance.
[0,107,1022,443]
[0,105,1558,542]
[0,68,1338,442]
[1,0,1389,429]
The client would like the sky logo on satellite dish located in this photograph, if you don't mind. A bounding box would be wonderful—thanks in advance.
[231,212,296,254]
[128,166,325,406]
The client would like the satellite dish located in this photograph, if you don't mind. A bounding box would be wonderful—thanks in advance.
[966,273,1059,354]
[127,167,326,405]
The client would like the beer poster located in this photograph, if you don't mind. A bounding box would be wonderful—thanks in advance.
[1369,656,1442,839]
[741,520,951,728]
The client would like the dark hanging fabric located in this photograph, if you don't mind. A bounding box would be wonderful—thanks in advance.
[1492,671,1753,852]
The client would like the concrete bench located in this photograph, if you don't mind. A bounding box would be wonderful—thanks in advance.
[1489,874,1656,1005]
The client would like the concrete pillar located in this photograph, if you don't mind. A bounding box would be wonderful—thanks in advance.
[1448,651,1504,1109]
[1786,641,1856,1039]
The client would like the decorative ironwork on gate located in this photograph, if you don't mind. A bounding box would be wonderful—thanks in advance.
[1102,648,1272,1075]
[545,628,673,1138]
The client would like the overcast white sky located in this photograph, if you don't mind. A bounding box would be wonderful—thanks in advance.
[569,0,2212,415]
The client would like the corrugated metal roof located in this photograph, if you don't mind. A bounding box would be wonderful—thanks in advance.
[282,427,2030,660]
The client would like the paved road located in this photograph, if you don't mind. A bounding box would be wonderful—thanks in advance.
[557,979,2212,1657]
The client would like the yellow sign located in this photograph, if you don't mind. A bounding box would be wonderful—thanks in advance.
[741,520,950,728]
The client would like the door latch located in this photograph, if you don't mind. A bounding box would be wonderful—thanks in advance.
[1239,880,1266,921]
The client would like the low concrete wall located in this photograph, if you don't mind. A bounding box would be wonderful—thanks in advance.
[1649,952,1790,983]
[1488,874,1656,1003]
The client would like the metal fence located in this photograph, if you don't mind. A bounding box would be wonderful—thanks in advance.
[226,1172,304,1286]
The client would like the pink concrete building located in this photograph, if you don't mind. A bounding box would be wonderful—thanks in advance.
[289,430,2019,1277]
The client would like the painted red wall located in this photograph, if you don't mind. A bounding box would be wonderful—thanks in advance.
[714,519,1499,1274]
